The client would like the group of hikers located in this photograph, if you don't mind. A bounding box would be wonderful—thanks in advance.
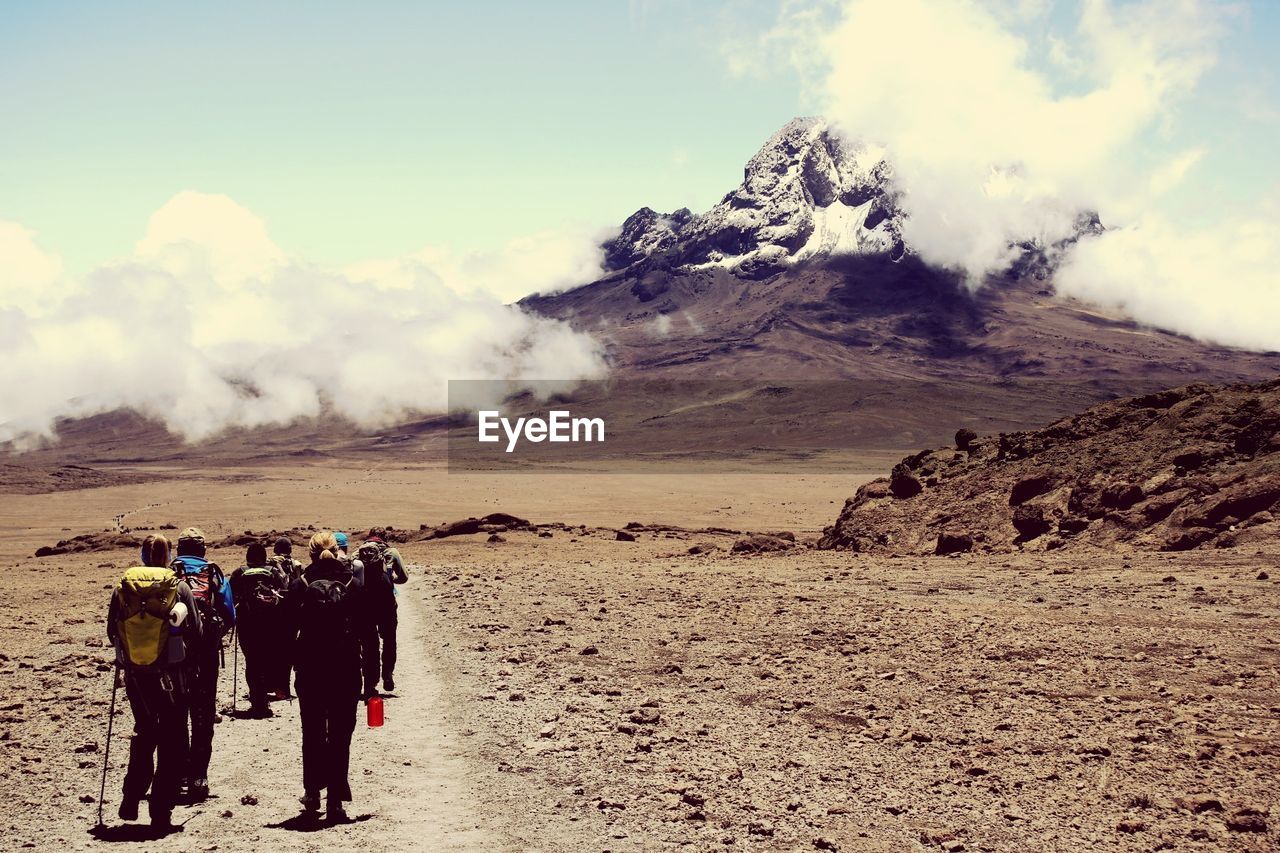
[105,526,408,827]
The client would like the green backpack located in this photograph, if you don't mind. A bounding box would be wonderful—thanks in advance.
[114,567,180,669]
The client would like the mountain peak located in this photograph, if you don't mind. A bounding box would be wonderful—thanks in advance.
[601,117,904,279]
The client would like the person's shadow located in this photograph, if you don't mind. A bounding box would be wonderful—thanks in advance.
[89,822,185,842]
[266,810,373,832]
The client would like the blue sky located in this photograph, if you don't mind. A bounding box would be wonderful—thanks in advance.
[0,0,1276,273]
[0,1,806,272]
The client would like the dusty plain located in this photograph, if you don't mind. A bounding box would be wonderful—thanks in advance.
[0,458,1277,851]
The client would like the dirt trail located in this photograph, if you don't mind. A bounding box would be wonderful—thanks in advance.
[1,571,499,851]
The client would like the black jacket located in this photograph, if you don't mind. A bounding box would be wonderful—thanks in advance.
[286,556,370,694]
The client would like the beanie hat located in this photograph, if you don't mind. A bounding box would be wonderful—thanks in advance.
[334,531,349,549]
[273,537,293,556]
[246,542,268,566]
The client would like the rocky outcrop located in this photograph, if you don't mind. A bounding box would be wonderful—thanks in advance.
[819,378,1280,554]
[599,118,904,278]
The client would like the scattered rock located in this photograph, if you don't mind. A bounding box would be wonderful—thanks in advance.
[935,531,973,555]
[615,530,637,542]
[628,707,660,725]
[1010,472,1057,506]
[1225,807,1268,833]
[890,464,923,499]
[731,534,795,554]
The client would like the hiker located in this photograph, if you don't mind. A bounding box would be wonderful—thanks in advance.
[170,527,235,802]
[356,530,408,695]
[107,535,202,828]
[271,536,303,583]
[287,531,370,822]
[334,531,352,559]
[269,537,303,699]
[228,543,288,718]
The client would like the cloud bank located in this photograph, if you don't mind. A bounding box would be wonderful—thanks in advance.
[1,192,608,446]
[758,0,1280,350]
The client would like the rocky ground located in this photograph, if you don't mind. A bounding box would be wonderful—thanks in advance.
[408,531,1280,851]
[0,463,1277,850]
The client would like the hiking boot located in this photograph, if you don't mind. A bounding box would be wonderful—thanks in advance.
[382,675,395,692]
[327,801,349,823]
[299,791,321,813]
[150,807,173,828]
[117,798,139,821]
[189,778,209,802]
[250,705,274,719]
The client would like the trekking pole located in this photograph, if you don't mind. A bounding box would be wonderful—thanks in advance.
[231,627,239,714]
[97,662,120,826]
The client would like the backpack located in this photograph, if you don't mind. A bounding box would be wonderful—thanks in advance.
[181,560,229,639]
[300,571,354,645]
[357,541,392,592]
[269,555,302,583]
[238,567,284,615]
[114,567,181,670]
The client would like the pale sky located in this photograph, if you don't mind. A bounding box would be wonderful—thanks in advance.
[3,0,1280,442]
[0,0,1276,274]
[0,1,806,273]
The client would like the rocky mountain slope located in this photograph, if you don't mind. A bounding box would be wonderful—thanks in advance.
[523,118,1279,397]
[819,377,1280,554]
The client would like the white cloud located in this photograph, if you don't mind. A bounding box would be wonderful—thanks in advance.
[800,0,1225,282]
[348,228,610,304]
[744,0,1280,350]
[1057,213,1280,351]
[1,194,607,445]
[0,222,66,314]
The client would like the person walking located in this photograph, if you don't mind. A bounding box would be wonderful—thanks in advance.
[228,543,288,718]
[356,531,408,695]
[269,537,303,699]
[170,527,235,802]
[287,531,370,822]
[271,536,303,583]
[107,535,202,828]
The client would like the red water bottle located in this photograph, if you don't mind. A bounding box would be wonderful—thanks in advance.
[367,696,384,727]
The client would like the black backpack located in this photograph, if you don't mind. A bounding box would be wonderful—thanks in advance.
[357,541,392,593]
[300,571,353,643]
[238,567,284,617]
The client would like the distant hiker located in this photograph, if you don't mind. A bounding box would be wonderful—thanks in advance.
[229,543,288,718]
[271,536,303,583]
[170,527,235,802]
[287,531,370,822]
[107,535,202,828]
[269,537,303,699]
[357,530,408,695]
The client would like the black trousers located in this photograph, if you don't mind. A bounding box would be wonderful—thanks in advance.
[297,677,358,800]
[185,648,219,781]
[237,622,273,709]
[362,595,398,691]
[122,670,189,816]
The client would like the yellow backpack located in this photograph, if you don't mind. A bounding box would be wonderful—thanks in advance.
[114,567,180,668]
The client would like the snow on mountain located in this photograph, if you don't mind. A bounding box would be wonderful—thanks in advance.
[599,117,1098,281]
[601,117,904,279]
